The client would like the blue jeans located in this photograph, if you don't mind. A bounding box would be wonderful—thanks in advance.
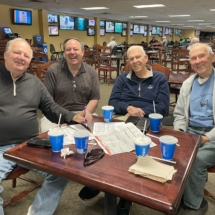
[0,144,68,215]
[183,127,215,209]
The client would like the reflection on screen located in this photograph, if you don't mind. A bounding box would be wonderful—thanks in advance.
[106,21,114,33]
[48,26,59,35]
[139,25,145,34]
[3,27,12,34]
[48,14,58,23]
[115,23,122,33]
[100,28,105,36]
[60,15,74,30]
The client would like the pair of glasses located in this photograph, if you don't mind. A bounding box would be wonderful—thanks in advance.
[84,148,105,167]
[72,79,76,91]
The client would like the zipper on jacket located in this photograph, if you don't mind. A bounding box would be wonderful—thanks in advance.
[138,84,141,97]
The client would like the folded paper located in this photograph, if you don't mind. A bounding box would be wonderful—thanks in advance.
[60,148,74,159]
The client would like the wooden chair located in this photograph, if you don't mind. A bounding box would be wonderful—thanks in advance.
[96,45,117,85]
[3,166,42,208]
[50,43,63,61]
[83,49,93,66]
[204,166,215,200]
[36,62,55,82]
[151,64,170,79]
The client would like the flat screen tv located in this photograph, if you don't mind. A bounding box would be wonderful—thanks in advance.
[48,26,59,36]
[177,29,182,36]
[152,26,157,35]
[100,20,105,27]
[139,25,145,34]
[48,14,58,24]
[122,29,126,36]
[74,17,87,30]
[133,24,140,34]
[59,15,74,30]
[155,27,161,35]
[3,27,13,35]
[87,27,95,36]
[130,30,133,36]
[144,26,148,36]
[130,23,133,30]
[12,9,32,25]
[105,21,114,33]
[100,28,105,36]
[88,19,95,27]
[169,28,173,36]
[123,23,127,29]
[115,22,123,33]
[165,28,169,35]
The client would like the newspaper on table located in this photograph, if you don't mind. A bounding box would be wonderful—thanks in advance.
[93,122,156,155]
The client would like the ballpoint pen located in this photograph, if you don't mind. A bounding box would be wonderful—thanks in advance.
[84,106,88,127]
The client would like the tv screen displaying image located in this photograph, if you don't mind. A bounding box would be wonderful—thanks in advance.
[122,29,126,36]
[115,22,122,33]
[88,19,95,27]
[12,9,32,25]
[48,14,58,24]
[87,27,95,36]
[3,27,13,34]
[169,28,172,36]
[165,28,169,35]
[75,17,87,30]
[143,30,147,37]
[100,20,105,27]
[59,15,74,30]
[123,23,127,29]
[177,29,182,36]
[130,30,133,36]
[100,28,105,36]
[139,25,145,34]
[130,24,133,30]
[133,24,140,34]
[152,26,157,34]
[48,26,59,36]
[156,27,161,35]
[105,21,114,33]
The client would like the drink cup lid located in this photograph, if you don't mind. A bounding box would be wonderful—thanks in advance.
[133,136,151,146]
[48,128,64,136]
[74,130,89,138]
[149,113,163,119]
[159,135,178,144]
[102,105,114,110]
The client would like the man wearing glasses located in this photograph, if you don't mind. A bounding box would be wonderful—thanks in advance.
[42,37,100,201]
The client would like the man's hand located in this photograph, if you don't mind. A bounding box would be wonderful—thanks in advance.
[126,106,145,117]
[72,110,93,123]
[201,135,209,144]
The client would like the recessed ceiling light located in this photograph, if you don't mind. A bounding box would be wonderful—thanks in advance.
[209,9,215,11]
[130,16,148,18]
[81,7,109,10]
[155,21,170,22]
[133,4,165,8]
[168,15,190,17]
[198,23,212,25]
[187,20,204,22]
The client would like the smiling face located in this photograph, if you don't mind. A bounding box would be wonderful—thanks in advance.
[4,40,32,79]
[64,39,84,68]
[189,44,214,78]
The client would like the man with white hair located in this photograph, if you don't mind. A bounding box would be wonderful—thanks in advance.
[187,37,199,50]
[174,43,215,215]
[107,36,117,49]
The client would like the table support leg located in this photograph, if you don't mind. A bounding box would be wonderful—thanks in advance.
[104,192,117,215]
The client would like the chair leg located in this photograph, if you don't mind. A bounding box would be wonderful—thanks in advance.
[204,188,215,200]
[12,179,16,188]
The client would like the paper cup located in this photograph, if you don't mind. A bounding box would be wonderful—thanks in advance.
[102,106,114,122]
[159,135,178,160]
[149,113,163,133]
[133,136,151,157]
[48,128,64,152]
[74,131,89,154]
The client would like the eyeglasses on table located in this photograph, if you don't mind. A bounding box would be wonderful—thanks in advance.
[84,148,105,167]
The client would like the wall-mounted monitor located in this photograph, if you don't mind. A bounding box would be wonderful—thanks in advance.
[123,23,127,29]
[87,27,95,36]
[100,20,105,27]
[169,28,173,36]
[3,27,13,35]
[48,26,59,36]
[177,29,182,36]
[74,17,87,30]
[156,27,161,35]
[133,24,140,34]
[130,30,133,36]
[100,28,105,36]
[195,30,200,36]
[143,26,148,36]
[122,29,126,36]
[165,28,169,35]
[130,23,133,30]
[152,26,157,34]
[157,27,162,36]
[115,22,122,33]
[88,19,95,27]
[139,25,145,34]
[59,15,74,30]
[105,21,114,33]
[12,9,32,25]
[48,14,58,24]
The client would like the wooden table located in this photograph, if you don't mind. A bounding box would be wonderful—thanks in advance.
[111,55,122,77]
[3,116,201,215]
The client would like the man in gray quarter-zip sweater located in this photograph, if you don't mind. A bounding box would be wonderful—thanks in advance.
[0,38,92,215]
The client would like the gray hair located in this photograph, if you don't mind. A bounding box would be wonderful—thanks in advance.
[127,45,146,58]
[63,37,85,51]
[189,43,214,56]
[190,37,199,45]
[5,38,33,59]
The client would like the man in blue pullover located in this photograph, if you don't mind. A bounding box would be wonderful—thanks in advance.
[108,45,170,215]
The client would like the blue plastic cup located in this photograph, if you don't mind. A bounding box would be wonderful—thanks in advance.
[74,131,89,154]
[159,135,178,160]
[102,106,114,122]
[133,136,151,157]
[48,129,64,152]
[149,113,163,133]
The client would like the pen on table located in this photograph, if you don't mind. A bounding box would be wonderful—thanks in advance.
[84,106,88,127]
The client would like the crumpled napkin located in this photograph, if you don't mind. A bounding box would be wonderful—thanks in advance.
[129,156,177,183]
[60,148,74,159]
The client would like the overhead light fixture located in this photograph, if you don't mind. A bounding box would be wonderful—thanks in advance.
[133,4,165,8]
[130,16,148,18]
[198,23,212,25]
[183,26,194,27]
[209,9,215,11]
[155,21,170,22]
[187,20,204,22]
[168,15,190,17]
[171,24,183,25]
[81,7,109,10]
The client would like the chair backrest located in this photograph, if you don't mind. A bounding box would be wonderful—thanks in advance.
[83,49,93,66]
[50,44,55,53]
[33,51,49,62]
[96,45,113,68]
[36,61,55,82]
[151,64,170,79]
[111,46,117,56]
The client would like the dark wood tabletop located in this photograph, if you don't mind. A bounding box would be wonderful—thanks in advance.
[3,116,201,215]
